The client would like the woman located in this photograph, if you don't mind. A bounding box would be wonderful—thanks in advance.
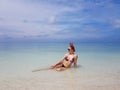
[50,42,78,71]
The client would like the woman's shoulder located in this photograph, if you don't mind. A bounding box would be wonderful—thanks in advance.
[62,53,68,58]
[64,53,69,56]
[74,53,78,58]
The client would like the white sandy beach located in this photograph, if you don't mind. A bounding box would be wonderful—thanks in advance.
[0,69,120,90]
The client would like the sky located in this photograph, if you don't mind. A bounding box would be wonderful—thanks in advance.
[0,0,120,42]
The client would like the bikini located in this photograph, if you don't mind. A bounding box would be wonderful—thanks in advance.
[61,64,65,67]
[61,57,74,67]
[65,57,74,63]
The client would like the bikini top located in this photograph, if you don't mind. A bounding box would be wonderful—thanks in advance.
[65,56,74,63]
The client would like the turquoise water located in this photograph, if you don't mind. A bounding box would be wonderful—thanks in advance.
[0,42,120,77]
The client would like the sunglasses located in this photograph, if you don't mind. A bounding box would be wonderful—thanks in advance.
[67,48,71,51]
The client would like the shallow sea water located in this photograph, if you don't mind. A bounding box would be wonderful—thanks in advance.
[0,42,120,90]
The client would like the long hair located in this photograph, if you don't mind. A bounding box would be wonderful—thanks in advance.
[69,42,75,52]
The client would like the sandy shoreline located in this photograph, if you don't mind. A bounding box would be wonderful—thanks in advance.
[0,70,120,90]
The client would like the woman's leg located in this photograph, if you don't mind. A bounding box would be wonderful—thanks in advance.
[56,67,66,71]
[49,63,62,69]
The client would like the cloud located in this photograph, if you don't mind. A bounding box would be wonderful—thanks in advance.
[0,0,120,42]
[79,34,102,40]
[112,19,120,29]
[0,0,76,38]
[81,26,98,32]
[48,16,56,24]
[0,0,63,37]
[0,17,4,21]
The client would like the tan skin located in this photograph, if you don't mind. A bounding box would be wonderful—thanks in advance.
[50,46,78,71]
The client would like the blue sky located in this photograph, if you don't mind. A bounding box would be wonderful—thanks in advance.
[0,0,120,42]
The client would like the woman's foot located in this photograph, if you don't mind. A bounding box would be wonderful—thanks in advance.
[49,65,55,69]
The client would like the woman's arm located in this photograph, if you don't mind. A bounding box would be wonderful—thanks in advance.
[74,54,78,68]
[55,54,68,65]
[50,54,67,68]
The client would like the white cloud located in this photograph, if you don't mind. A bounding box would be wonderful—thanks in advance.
[0,0,120,41]
[48,16,56,24]
[82,26,98,32]
[78,34,103,40]
[0,0,75,39]
[113,20,120,29]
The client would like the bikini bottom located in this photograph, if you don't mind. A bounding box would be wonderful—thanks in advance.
[61,64,65,67]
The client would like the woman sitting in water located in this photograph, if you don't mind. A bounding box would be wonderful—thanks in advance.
[50,42,78,71]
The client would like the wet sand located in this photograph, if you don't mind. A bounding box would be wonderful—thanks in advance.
[0,69,120,90]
